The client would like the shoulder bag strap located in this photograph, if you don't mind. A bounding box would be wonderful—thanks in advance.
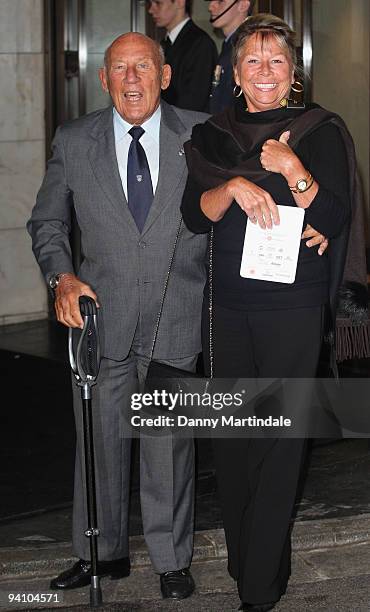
[149,220,214,379]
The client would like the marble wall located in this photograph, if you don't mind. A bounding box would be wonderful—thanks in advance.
[0,0,47,325]
[312,0,369,235]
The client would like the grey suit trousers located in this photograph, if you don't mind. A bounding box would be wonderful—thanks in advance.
[72,325,197,573]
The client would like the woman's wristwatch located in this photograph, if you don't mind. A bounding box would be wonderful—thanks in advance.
[288,172,314,194]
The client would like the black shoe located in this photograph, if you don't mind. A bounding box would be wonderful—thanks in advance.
[160,568,195,599]
[50,557,130,590]
[238,602,277,611]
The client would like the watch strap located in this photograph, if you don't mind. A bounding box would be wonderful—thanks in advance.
[49,272,71,289]
[289,172,314,194]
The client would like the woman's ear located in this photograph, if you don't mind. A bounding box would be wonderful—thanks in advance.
[233,67,240,87]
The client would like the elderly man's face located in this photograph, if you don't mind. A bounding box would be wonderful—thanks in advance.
[99,34,171,125]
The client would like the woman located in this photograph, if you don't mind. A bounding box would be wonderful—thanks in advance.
[181,14,353,612]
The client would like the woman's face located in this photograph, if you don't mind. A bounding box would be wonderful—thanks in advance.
[234,32,294,113]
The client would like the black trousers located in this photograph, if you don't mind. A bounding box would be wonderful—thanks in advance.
[202,303,324,604]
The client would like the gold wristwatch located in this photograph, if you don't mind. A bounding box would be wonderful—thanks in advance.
[289,172,314,194]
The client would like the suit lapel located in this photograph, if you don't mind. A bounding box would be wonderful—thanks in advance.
[87,106,140,236]
[171,19,193,50]
[142,103,187,234]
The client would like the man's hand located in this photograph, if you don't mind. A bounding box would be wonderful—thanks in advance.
[54,273,99,328]
[301,224,328,256]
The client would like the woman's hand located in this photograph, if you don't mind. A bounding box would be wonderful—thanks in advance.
[260,131,305,177]
[260,131,319,209]
[301,224,328,256]
[226,176,280,229]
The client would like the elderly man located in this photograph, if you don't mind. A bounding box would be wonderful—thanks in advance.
[148,0,217,111]
[27,33,208,600]
[209,0,255,113]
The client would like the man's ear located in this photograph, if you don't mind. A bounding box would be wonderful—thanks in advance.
[161,64,172,91]
[99,67,109,93]
[238,0,250,14]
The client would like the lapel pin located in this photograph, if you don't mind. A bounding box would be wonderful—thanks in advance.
[178,148,184,156]
[136,175,143,182]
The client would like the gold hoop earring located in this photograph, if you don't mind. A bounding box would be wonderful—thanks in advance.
[233,85,243,98]
[291,80,304,94]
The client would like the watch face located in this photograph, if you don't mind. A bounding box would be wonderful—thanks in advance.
[49,275,59,289]
[297,179,307,191]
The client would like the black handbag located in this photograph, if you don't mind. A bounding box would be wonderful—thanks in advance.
[145,219,213,400]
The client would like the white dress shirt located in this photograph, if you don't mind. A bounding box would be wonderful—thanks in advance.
[113,105,161,199]
[167,17,190,44]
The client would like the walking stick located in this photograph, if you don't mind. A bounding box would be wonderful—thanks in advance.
[68,295,102,607]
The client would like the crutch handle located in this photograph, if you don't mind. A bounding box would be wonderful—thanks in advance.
[68,296,100,388]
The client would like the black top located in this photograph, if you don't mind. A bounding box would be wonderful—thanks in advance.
[209,31,238,114]
[161,19,218,112]
[181,103,351,311]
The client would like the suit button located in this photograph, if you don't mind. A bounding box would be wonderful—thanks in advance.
[138,241,146,248]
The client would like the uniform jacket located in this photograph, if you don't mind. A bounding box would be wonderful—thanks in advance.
[209,30,238,115]
[161,19,217,112]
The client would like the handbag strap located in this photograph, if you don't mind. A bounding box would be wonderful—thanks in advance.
[208,226,214,379]
[149,217,183,361]
[149,219,214,379]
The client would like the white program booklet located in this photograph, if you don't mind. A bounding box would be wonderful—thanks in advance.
[240,205,305,284]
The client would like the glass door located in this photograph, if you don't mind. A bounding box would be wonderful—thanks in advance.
[84,0,139,114]
[45,0,147,140]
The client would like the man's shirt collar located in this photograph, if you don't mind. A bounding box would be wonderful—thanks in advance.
[168,17,190,44]
[113,105,161,143]
[224,28,237,43]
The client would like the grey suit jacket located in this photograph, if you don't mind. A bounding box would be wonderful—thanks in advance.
[27,102,209,360]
